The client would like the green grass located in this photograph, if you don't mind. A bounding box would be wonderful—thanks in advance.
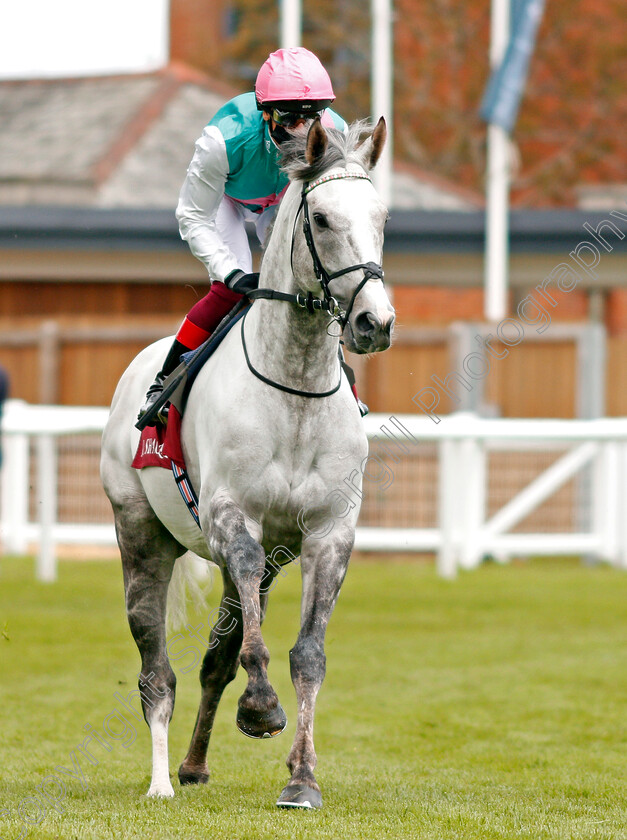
[0,554,626,840]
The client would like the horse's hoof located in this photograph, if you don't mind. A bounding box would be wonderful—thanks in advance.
[178,764,209,786]
[146,782,175,798]
[276,784,322,809]
[236,702,287,739]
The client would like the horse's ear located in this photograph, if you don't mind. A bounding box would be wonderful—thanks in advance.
[356,117,387,170]
[306,117,328,166]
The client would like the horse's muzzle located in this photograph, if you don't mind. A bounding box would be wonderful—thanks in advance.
[351,310,395,352]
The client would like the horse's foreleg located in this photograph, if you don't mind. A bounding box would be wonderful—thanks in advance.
[178,565,280,784]
[207,490,287,739]
[277,531,353,810]
[116,502,183,798]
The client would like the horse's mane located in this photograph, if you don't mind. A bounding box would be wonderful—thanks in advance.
[280,119,373,182]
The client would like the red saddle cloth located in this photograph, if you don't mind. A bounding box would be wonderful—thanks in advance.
[132,406,186,470]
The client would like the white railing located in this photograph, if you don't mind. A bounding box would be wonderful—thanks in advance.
[361,413,627,578]
[1,401,112,581]
[2,400,627,581]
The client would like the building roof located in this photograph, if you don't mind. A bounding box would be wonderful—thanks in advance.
[1,203,620,256]
[0,64,481,211]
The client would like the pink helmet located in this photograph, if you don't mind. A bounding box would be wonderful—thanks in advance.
[255,47,335,113]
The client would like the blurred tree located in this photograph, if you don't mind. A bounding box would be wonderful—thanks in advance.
[223,0,371,124]
[393,0,627,206]
[222,0,279,84]
[214,0,627,206]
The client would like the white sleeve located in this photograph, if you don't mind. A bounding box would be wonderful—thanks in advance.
[175,125,240,283]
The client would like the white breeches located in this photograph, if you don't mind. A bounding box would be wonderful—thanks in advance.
[216,197,279,273]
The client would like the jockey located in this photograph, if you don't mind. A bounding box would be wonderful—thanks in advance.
[138,47,349,425]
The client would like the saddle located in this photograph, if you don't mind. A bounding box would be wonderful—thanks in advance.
[132,302,249,526]
[135,301,249,433]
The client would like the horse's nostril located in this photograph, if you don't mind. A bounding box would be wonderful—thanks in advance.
[355,312,379,337]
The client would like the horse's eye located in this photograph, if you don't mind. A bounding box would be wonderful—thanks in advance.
[313,213,329,229]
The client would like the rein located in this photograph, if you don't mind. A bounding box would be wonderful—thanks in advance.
[244,170,384,398]
[240,308,342,398]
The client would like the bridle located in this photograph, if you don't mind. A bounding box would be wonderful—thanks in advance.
[249,170,385,328]
[243,170,385,398]
[297,172,385,328]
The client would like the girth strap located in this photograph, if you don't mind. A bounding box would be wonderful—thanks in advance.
[171,463,201,528]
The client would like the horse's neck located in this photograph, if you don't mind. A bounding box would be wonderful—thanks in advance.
[245,297,340,395]
[246,210,340,394]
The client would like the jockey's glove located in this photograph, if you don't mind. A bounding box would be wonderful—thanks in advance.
[225,270,260,295]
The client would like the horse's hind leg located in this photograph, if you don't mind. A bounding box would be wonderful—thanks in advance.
[206,489,287,739]
[114,500,184,797]
[178,572,243,784]
[276,531,353,810]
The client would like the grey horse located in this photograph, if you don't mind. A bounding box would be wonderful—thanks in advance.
[100,117,395,809]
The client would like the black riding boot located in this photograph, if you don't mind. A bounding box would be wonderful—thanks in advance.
[137,338,190,426]
[338,350,369,417]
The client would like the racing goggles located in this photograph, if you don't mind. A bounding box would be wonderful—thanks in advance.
[270,107,324,128]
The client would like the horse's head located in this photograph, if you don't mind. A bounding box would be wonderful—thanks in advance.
[282,118,395,354]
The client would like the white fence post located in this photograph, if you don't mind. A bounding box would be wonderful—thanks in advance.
[437,436,459,578]
[36,434,58,582]
[592,442,620,564]
[1,403,29,555]
[459,435,487,570]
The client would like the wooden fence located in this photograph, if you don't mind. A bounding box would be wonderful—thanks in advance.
[1,317,625,417]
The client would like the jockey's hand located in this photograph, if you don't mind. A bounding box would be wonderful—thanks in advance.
[225,270,260,295]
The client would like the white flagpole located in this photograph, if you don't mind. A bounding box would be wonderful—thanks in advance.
[280,0,302,47]
[371,0,393,207]
[484,0,511,321]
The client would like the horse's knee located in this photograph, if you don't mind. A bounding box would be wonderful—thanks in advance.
[289,637,326,687]
[226,533,266,586]
[137,665,176,724]
[209,491,266,582]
